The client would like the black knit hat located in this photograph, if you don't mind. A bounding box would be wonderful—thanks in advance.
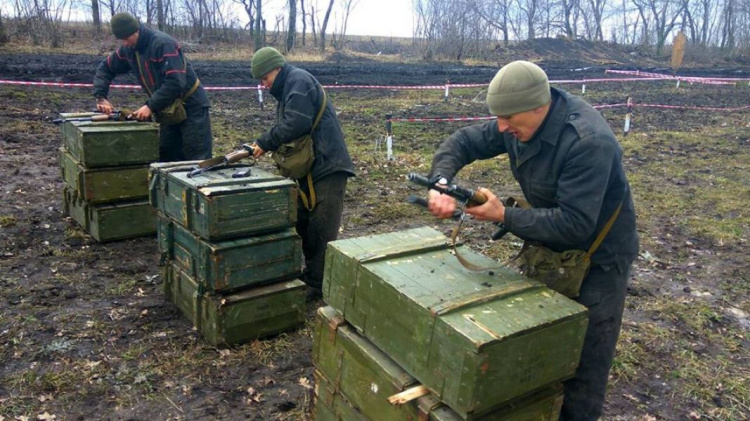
[111,13,139,39]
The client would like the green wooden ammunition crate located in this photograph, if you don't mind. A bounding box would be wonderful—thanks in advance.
[157,213,302,293]
[149,162,297,241]
[314,371,368,421]
[313,306,564,421]
[323,227,588,418]
[62,186,156,242]
[59,147,149,204]
[163,262,306,346]
[60,115,159,168]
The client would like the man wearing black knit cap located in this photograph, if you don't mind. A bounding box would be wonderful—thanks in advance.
[248,47,355,301]
[427,60,639,420]
[93,12,212,162]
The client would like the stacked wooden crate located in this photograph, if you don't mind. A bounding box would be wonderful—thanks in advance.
[313,227,590,420]
[59,113,159,242]
[149,162,307,346]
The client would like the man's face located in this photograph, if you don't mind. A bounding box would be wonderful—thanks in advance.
[496,107,547,142]
[119,32,139,48]
[260,68,281,89]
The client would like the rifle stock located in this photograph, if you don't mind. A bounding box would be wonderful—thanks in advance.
[188,145,255,178]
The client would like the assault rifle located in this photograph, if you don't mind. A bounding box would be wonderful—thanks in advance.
[187,144,255,178]
[407,173,488,206]
[407,172,511,240]
[52,109,134,125]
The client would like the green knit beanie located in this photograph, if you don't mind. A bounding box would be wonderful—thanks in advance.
[251,47,287,79]
[111,12,139,39]
[486,61,551,116]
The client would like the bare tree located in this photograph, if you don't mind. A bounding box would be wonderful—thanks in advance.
[156,0,164,30]
[560,0,580,37]
[332,0,357,50]
[587,0,608,40]
[310,3,317,45]
[469,0,511,44]
[720,0,735,49]
[300,0,306,45]
[514,0,540,39]
[0,13,8,44]
[92,0,101,32]
[632,0,684,54]
[254,0,264,47]
[319,0,334,51]
[287,0,296,52]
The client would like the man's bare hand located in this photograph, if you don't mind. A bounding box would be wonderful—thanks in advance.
[96,98,114,114]
[131,105,153,121]
[464,187,505,223]
[427,189,458,219]
[251,143,266,158]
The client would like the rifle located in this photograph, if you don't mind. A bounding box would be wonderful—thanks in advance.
[407,172,511,240]
[52,110,134,125]
[187,144,255,178]
[407,173,487,207]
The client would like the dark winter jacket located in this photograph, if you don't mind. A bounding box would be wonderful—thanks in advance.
[93,24,209,112]
[256,64,355,181]
[431,88,638,271]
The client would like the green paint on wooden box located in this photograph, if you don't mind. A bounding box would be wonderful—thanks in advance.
[313,306,564,421]
[149,162,297,241]
[62,186,156,242]
[59,147,149,204]
[60,117,159,168]
[322,227,588,418]
[163,262,306,346]
[157,213,302,293]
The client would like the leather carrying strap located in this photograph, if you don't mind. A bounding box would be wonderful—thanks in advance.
[297,88,328,211]
[586,202,623,258]
[451,196,529,272]
[135,50,200,101]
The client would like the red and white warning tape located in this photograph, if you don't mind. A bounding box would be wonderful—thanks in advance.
[606,70,750,84]
[390,102,750,123]
[391,116,495,122]
[0,76,728,91]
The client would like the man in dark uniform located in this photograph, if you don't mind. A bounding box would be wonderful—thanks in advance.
[427,60,638,420]
[248,47,355,300]
[93,12,212,162]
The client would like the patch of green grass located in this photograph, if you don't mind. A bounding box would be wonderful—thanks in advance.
[621,127,749,246]
[0,214,17,227]
[105,277,139,296]
[63,225,89,240]
[614,296,750,418]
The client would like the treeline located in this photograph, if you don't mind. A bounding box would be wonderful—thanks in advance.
[0,0,748,59]
[414,0,750,59]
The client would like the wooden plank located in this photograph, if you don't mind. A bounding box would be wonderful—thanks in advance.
[388,386,430,405]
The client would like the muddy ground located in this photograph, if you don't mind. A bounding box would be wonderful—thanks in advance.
[0,45,749,420]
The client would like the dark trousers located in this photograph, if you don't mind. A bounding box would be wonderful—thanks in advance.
[560,263,631,420]
[159,104,212,162]
[297,172,348,289]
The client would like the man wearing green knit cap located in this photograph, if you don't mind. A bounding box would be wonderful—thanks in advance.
[427,60,638,420]
[93,12,213,162]
[247,47,355,302]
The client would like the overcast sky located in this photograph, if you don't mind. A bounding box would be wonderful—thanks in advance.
[0,0,417,38]
[345,0,414,37]
[262,0,415,38]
